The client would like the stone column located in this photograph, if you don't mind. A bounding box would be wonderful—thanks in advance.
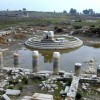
[75,63,82,76]
[32,51,39,73]
[14,53,19,67]
[97,65,100,77]
[0,52,3,67]
[53,52,60,75]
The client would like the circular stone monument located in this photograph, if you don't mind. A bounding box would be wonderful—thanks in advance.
[25,31,83,50]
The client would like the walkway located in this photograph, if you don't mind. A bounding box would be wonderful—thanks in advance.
[65,76,80,100]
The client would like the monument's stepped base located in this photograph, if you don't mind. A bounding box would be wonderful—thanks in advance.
[25,37,83,49]
[25,31,83,50]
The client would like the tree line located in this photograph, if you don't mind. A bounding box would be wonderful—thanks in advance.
[63,8,100,17]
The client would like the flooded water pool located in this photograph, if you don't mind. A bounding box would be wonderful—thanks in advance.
[18,45,100,72]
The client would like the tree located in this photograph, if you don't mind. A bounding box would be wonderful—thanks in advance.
[83,9,89,14]
[83,9,95,15]
[63,10,67,14]
[69,8,77,15]
[88,9,94,14]
[23,8,26,11]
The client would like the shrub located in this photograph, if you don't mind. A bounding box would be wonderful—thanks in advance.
[8,80,13,84]
[66,79,72,86]
[22,76,28,84]
[13,80,18,85]
[7,70,12,75]
[90,24,95,27]
[76,92,82,100]
[18,85,23,91]
[73,25,82,29]
[75,20,82,22]
[54,26,63,33]
[7,85,13,89]
[8,79,18,85]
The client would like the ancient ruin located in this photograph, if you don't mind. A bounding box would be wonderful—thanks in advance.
[25,31,83,49]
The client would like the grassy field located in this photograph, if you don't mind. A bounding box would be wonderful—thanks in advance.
[0,11,100,30]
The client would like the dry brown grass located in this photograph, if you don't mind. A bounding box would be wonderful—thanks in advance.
[0,37,6,44]
[14,34,26,39]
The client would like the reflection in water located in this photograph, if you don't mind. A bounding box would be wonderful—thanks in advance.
[18,45,100,72]
[29,47,80,63]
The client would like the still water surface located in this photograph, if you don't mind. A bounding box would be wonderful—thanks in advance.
[18,45,100,72]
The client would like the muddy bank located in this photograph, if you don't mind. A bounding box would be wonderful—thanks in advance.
[73,34,100,47]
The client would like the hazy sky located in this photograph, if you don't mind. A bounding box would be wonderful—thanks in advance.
[0,0,100,12]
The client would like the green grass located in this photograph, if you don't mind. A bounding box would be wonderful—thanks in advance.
[1,11,100,31]
[72,20,100,28]
[53,81,65,100]
[0,11,68,29]
[0,18,61,29]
